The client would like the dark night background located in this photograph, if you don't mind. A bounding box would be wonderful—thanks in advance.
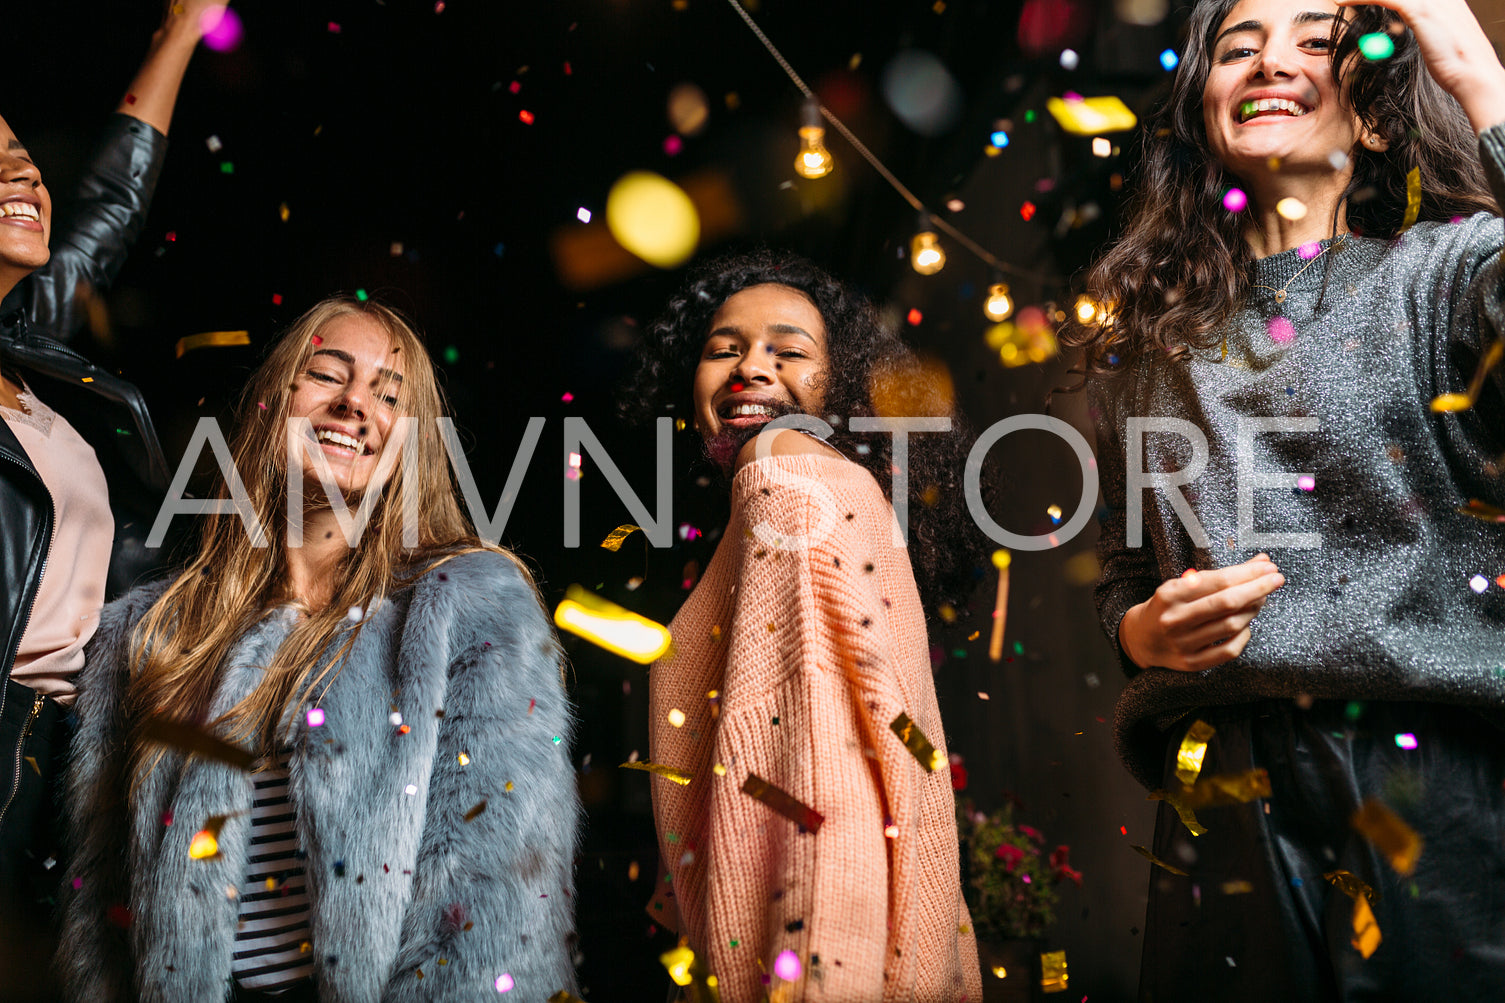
[8,0,1331,997]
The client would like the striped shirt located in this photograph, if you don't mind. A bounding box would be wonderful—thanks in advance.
[231,754,315,992]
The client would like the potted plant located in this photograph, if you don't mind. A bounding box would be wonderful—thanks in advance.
[954,758,1081,1001]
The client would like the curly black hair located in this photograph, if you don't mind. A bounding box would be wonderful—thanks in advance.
[621,249,983,613]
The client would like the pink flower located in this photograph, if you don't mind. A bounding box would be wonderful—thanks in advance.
[1018,825,1044,843]
[1050,845,1084,886]
[949,762,969,791]
[995,843,1026,872]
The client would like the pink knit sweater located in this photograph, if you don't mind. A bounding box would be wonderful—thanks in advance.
[650,455,981,1001]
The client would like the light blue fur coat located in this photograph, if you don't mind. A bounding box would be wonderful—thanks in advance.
[58,551,581,1001]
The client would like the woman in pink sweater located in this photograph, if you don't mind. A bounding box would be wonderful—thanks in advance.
[625,252,984,1001]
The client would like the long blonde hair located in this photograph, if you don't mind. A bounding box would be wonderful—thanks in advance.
[125,296,526,776]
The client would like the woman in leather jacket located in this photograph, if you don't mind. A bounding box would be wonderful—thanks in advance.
[1,3,226,994]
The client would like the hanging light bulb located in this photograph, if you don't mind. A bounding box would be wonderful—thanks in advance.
[910,215,946,275]
[984,282,1014,322]
[794,98,834,180]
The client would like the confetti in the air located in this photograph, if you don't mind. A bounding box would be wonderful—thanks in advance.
[620,761,693,785]
[742,773,824,832]
[891,712,946,771]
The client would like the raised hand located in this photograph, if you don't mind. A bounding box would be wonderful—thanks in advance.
[1337,0,1505,134]
[1119,555,1286,673]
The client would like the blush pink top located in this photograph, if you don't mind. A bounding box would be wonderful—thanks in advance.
[3,385,114,705]
[649,455,981,1001]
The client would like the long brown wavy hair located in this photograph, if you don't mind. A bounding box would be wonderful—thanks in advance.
[125,296,530,779]
[1063,1,1498,376]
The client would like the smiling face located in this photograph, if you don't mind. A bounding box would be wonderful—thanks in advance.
[287,313,406,500]
[0,113,51,297]
[692,283,830,447]
[1202,0,1367,183]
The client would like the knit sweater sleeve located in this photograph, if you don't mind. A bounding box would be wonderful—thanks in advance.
[381,552,581,1002]
[1089,378,1160,677]
[57,580,169,1000]
[707,456,933,999]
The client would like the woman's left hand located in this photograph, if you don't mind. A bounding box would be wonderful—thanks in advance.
[1336,0,1505,134]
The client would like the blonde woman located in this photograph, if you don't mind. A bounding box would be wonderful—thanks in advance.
[58,297,581,1002]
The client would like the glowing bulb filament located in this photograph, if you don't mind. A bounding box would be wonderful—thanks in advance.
[911,230,946,275]
[984,283,1014,322]
[795,125,834,179]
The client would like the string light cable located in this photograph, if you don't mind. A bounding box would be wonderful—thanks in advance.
[721,0,1057,285]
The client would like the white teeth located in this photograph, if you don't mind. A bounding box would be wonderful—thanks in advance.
[728,403,774,418]
[316,429,365,452]
[1242,98,1308,122]
[0,202,40,220]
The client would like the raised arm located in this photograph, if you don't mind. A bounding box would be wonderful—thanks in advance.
[12,2,221,340]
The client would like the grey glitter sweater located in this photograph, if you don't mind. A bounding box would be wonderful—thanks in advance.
[1093,124,1505,790]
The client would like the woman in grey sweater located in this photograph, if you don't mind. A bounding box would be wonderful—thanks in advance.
[58,297,581,1002]
[1068,0,1505,998]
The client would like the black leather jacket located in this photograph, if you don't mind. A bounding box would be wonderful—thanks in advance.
[1,113,171,702]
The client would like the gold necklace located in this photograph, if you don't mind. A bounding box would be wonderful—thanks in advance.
[1251,233,1348,304]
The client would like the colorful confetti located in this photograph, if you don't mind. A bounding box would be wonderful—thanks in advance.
[741,773,825,833]
[619,761,693,785]
[1352,799,1423,875]
[891,712,946,771]
[174,330,250,359]
[988,548,1012,661]
[600,524,643,551]
[1173,719,1215,785]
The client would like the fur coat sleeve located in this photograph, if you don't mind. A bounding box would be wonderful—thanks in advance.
[58,550,582,1003]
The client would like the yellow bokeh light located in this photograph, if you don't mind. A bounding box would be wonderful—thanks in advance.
[554,585,674,663]
[605,171,700,268]
[660,944,695,987]
[910,230,946,275]
[983,283,1014,322]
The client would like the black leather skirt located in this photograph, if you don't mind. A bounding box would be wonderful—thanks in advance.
[1140,699,1505,1002]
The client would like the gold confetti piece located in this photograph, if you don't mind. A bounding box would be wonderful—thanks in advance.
[140,717,255,770]
[712,763,726,776]
[667,708,686,728]
[1162,768,1273,810]
[188,829,220,860]
[1131,843,1189,876]
[174,330,250,359]
[988,549,1011,662]
[1040,949,1069,993]
[1350,893,1381,959]
[620,761,694,785]
[1323,869,1377,904]
[628,860,640,881]
[1458,499,1505,523]
[1149,768,1269,837]
[1430,339,1502,413]
[1221,880,1254,895]
[991,964,1008,979]
[742,773,824,833]
[1352,799,1423,876]
[1046,95,1137,135]
[1174,720,1216,786]
[463,800,488,822]
[1146,788,1208,836]
[554,584,673,663]
[188,812,235,860]
[548,993,586,1003]
[23,755,39,777]
[599,524,643,551]
[890,712,945,771]
[1400,166,1422,233]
